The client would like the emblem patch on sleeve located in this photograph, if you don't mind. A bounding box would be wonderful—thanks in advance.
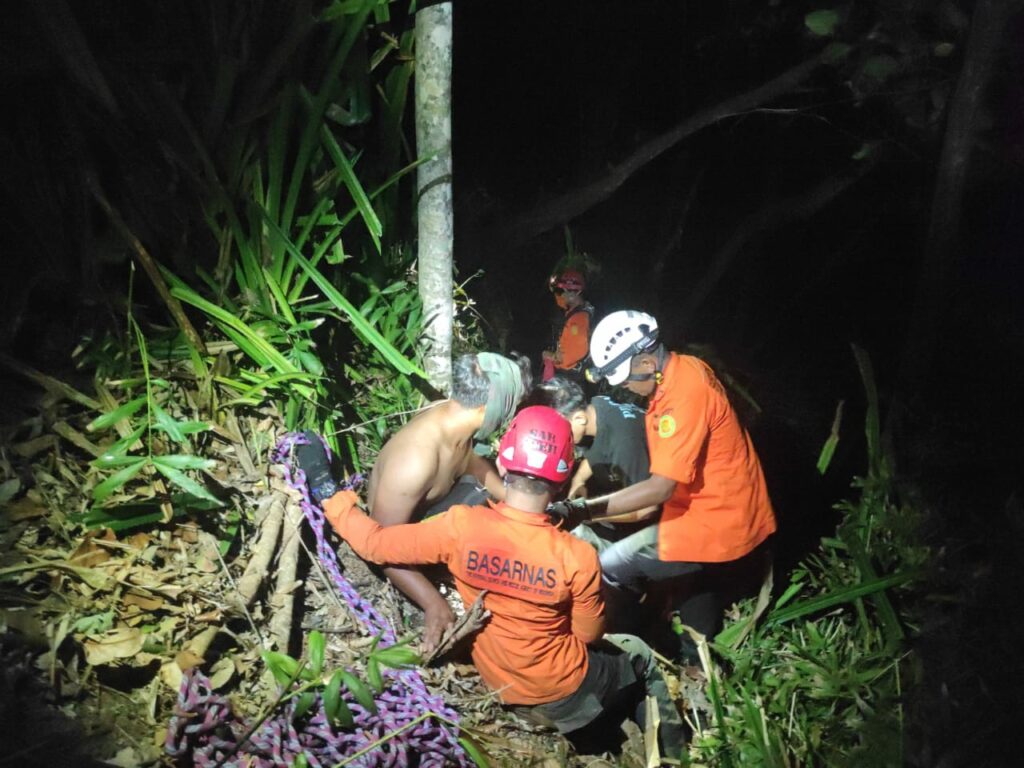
[658,414,676,438]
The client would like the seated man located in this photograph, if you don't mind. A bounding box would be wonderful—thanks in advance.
[306,352,531,653]
[297,406,686,759]
[560,310,776,663]
[534,376,657,547]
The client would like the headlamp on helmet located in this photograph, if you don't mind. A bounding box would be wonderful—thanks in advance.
[549,269,585,294]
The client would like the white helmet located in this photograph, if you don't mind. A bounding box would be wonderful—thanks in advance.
[587,310,659,385]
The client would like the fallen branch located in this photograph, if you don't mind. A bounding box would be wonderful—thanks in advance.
[231,493,286,611]
[422,590,490,665]
[267,493,304,652]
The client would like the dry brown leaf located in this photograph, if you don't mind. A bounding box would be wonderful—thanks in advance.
[4,496,48,521]
[175,649,205,671]
[83,626,144,666]
[69,536,113,568]
[12,434,56,459]
[123,592,165,611]
[209,657,234,690]
[159,661,183,692]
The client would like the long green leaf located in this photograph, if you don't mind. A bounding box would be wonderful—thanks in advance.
[323,670,355,729]
[91,425,146,467]
[282,0,374,232]
[153,463,222,506]
[262,213,424,378]
[152,455,217,471]
[340,670,377,714]
[93,458,148,503]
[87,396,147,433]
[316,114,381,252]
[766,571,918,626]
[164,271,300,376]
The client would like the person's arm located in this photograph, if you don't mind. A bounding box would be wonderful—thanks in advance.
[589,504,660,525]
[584,473,677,519]
[466,451,506,501]
[567,458,593,499]
[323,491,457,566]
[369,451,455,653]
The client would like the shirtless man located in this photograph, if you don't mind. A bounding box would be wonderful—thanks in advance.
[366,352,531,652]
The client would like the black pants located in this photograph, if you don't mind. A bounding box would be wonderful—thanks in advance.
[601,532,774,663]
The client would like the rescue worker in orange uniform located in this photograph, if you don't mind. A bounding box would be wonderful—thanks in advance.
[541,269,593,383]
[551,310,776,663]
[295,406,687,758]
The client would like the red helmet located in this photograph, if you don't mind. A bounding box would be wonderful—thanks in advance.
[549,269,585,293]
[498,406,574,484]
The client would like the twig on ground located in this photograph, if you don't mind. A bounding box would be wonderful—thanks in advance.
[422,590,490,665]
[267,494,303,652]
[232,493,285,611]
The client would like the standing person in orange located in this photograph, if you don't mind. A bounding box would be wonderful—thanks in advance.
[295,406,687,758]
[551,310,776,664]
[541,269,593,383]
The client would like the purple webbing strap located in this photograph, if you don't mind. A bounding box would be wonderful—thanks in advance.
[164,433,468,767]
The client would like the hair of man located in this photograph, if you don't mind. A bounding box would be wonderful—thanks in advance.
[451,351,535,407]
[504,471,557,497]
[535,376,586,419]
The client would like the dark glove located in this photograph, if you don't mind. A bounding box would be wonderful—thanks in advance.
[295,431,339,504]
[547,497,590,528]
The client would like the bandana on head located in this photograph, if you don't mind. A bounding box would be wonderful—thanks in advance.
[474,352,526,441]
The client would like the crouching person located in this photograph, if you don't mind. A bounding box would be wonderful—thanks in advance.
[295,407,687,760]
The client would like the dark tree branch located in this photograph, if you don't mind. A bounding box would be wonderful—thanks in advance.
[488,55,823,250]
[679,164,873,327]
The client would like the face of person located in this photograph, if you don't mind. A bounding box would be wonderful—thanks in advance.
[569,410,588,444]
[623,355,658,398]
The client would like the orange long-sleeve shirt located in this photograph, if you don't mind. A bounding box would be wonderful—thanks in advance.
[555,307,591,371]
[646,353,776,563]
[322,492,604,705]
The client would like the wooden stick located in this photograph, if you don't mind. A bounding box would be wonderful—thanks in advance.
[421,590,490,665]
[87,176,208,357]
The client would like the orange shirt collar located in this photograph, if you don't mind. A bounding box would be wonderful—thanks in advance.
[489,500,555,527]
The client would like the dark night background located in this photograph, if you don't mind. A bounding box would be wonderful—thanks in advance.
[1,0,1023,764]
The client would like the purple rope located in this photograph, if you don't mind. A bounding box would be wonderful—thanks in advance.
[165,433,468,767]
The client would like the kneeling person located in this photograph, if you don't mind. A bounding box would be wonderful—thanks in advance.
[297,407,686,758]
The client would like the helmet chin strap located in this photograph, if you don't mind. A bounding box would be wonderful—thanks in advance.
[625,369,663,384]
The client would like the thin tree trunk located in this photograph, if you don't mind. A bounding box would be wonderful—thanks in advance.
[895,0,1023,397]
[415,3,454,394]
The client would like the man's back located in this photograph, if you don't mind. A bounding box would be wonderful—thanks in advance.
[331,495,603,705]
[366,402,471,512]
[587,396,650,493]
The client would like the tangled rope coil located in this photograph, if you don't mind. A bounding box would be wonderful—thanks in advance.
[165,432,468,767]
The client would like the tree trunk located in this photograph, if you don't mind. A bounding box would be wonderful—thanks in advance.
[896,0,1023,397]
[415,3,454,394]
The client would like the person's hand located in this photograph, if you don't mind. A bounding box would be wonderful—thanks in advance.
[547,497,590,528]
[419,600,456,656]
[541,350,555,363]
[294,431,339,504]
[568,482,588,500]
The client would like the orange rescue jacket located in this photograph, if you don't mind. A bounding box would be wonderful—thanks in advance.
[322,492,604,705]
[646,353,776,563]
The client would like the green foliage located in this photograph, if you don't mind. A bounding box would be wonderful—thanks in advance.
[805,10,840,37]
[81,315,221,524]
[259,630,422,732]
[693,348,924,765]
